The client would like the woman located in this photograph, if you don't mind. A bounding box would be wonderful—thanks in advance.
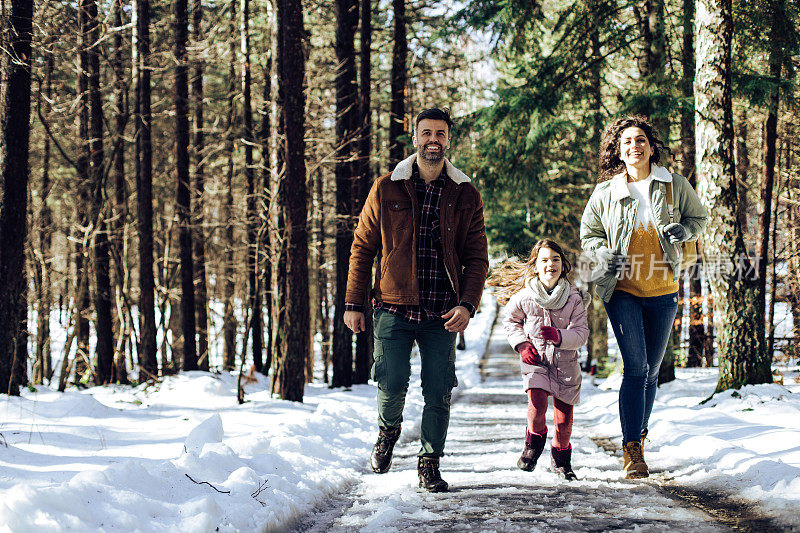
[579,115,707,479]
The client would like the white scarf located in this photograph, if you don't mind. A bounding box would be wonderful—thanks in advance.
[526,277,571,310]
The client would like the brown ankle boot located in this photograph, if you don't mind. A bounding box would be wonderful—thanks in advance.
[622,440,649,479]
[417,456,448,492]
[370,426,401,473]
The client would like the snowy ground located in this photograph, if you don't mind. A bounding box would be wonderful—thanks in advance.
[2,290,800,531]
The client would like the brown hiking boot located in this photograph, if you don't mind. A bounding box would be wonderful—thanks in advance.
[417,456,449,492]
[370,426,401,474]
[517,429,546,471]
[622,440,649,479]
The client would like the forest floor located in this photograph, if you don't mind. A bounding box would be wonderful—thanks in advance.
[290,319,794,533]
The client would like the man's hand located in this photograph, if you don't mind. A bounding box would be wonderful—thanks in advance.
[344,311,366,333]
[442,306,470,332]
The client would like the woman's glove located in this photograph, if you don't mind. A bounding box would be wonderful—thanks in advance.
[539,326,561,346]
[596,248,627,277]
[515,341,542,366]
[662,222,688,243]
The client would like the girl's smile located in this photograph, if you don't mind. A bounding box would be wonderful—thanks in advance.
[535,247,563,290]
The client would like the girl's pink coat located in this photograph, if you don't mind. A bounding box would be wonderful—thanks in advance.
[502,284,589,404]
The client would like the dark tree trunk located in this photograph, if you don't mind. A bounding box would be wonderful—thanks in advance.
[353,0,373,385]
[584,4,608,374]
[222,0,238,372]
[84,0,116,385]
[757,1,785,359]
[242,0,263,373]
[76,2,91,383]
[331,0,359,388]
[260,58,273,375]
[632,0,667,134]
[111,0,130,384]
[135,0,158,381]
[695,0,771,390]
[315,169,331,383]
[191,0,210,371]
[682,0,704,368]
[174,0,198,371]
[388,0,406,165]
[269,0,287,390]
[273,0,308,402]
[35,51,54,385]
[0,0,33,395]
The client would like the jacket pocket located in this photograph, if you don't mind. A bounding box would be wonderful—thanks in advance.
[383,199,412,230]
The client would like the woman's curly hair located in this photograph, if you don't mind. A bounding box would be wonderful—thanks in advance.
[598,115,667,182]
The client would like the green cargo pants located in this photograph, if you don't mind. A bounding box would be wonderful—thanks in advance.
[371,308,458,457]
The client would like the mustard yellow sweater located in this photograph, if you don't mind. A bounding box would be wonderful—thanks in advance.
[615,220,678,298]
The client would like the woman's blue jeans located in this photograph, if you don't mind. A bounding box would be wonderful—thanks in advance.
[603,290,679,445]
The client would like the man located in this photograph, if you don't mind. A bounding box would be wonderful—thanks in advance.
[343,108,489,492]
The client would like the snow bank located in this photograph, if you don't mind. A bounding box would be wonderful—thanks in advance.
[580,366,800,529]
[0,292,495,532]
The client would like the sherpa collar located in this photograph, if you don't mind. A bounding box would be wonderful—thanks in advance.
[609,163,673,202]
[390,154,471,184]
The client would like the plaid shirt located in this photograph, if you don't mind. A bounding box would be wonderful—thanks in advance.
[346,163,474,323]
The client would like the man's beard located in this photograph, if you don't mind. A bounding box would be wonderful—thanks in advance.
[418,142,445,163]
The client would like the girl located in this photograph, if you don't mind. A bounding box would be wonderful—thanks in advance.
[490,239,589,480]
[580,115,707,479]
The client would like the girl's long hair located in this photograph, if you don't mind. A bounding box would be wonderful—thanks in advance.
[598,115,667,182]
[487,239,572,305]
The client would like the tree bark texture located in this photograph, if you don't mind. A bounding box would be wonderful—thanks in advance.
[111,0,130,384]
[682,0,705,367]
[260,53,273,376]
[354,0,374,385]
[191,0,210,371]
[332,0,359,388]
[174,0,198,370]
[0,0,33,395]
[135,0,159,381]
[84,0,116,385]
[388,0,406,165]
[274,0,308,402]
[242,0,264,373]
[695,0,771,390]
[222,0,238,372]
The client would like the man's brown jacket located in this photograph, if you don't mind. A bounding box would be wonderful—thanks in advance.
[345,154,489,311]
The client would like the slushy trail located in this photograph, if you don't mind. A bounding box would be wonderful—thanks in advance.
[291,323,730,532]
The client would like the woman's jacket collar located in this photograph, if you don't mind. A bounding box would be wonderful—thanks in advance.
[609,163,673,202]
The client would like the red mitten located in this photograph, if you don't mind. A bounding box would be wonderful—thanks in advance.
[539,326,561,345]
[515,341,541,366]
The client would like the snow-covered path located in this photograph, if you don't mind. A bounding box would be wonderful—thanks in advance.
[291,324,729,532]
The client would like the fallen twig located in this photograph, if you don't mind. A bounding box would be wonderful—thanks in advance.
[184,473,230,494]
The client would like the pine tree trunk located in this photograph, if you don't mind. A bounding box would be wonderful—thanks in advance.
[757,1,785,360]
[242,0,263,373]
[134,0,159,381]
[222,0,238,372]
[682,0,704,367]
[84,0,116,385]
[0,0,33,395]
[353,0,374,385]
[315,169,331,383]
[633,0,667,134]
[174,0,198,371]
[331,0,359,389]
[35,51,54,385]
[260,55,273,376]
[695,0,771,390]
[388,0,406,165]
[585,7,608,373]
[273,0,308,402]
[76,3,92,383]
[111,0,130,384]
[191,0,210,371]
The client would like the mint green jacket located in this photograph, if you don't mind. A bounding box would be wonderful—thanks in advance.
[579,164,708,303]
